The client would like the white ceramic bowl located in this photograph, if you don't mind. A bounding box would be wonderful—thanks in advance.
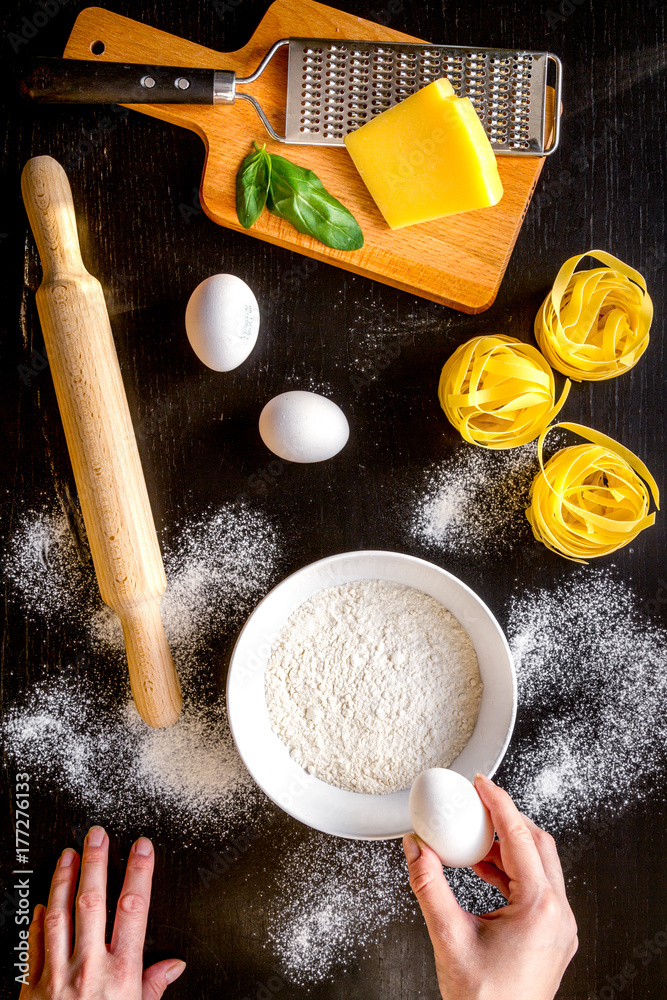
[227,550,516,840]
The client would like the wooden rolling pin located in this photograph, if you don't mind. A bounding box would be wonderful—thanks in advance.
[21,155,182,728]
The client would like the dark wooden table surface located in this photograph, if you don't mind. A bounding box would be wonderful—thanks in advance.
[1,1,666,998]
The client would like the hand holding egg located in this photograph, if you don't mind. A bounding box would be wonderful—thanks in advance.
[409,768,495,868]
[404,774,578,999]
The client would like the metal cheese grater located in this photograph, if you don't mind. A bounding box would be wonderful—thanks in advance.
[269,39,561,155]
[19,39,562,155]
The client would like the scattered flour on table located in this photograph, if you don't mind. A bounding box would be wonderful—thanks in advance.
[159,507,281,665]
[2,676,258,838]
[4,495,667,983]
[265,580,482,794]
[445,866,505,914]
[264,838,504,984]
[345,297,443,382]
[4,502,281,664]
[3,506,103,633]
[264,835,417,984]
[411,442,540,557]
[1,502,281,838]
[501,567,667,834]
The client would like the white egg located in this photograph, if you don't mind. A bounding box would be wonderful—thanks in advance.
[259,391,349,464]
[409,768,495,869]
[185,273,260,372]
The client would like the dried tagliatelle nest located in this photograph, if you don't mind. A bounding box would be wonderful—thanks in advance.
[438,335,570,449]
[534,250,652,381]
[526,422,659,562]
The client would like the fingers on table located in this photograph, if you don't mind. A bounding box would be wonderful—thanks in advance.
[23,903,46,991]
[110,837,155,964]
[43,847,80,972]
[142,959,187,999]
[73,826,109,959]
[474,775,549,890]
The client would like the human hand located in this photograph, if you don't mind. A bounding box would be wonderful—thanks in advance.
[403,773,577,1000]
[20,826,186,1000]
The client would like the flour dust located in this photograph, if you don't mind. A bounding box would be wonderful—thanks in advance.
[501,567,667,833]
[2,501,281,840]
[411,442,540,558]
[264,835,416,985]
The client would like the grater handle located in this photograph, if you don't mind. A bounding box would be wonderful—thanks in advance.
[545,54,563,155]
[17,46,290,138]
[235,38,290,141]
[17,56,229,104]
[18,41,291,107]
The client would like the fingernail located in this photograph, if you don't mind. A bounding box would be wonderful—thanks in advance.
[135,837,153,856]
[475,772,492,786]
[403,834,422,864]
[33,903,45,920]
[87,825,105,847]
[59,848,76,867]
[165,960,186,984]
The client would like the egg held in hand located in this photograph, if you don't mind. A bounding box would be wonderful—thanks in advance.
[409,768,495,868]
[185,273,260,372]
[259,390,349,463]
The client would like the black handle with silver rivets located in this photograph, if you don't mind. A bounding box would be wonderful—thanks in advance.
[16,40,561,154]
[17,57,235,104]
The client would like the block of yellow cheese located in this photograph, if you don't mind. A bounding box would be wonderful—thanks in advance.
[344,77,504,229]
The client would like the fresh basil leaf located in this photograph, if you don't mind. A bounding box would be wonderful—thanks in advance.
[236,142,271,229]
[267,154,364,251]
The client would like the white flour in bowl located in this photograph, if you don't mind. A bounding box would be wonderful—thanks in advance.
[265,580,482,794]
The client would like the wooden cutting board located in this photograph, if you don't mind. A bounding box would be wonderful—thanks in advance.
[64,1,552,313]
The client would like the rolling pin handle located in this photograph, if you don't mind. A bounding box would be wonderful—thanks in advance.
[119,597,183,729]
[21,155,85,278]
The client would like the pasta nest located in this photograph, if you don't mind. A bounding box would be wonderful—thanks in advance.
[438,335,570,449]
[534,250,652,381]
[526,422,659,562]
